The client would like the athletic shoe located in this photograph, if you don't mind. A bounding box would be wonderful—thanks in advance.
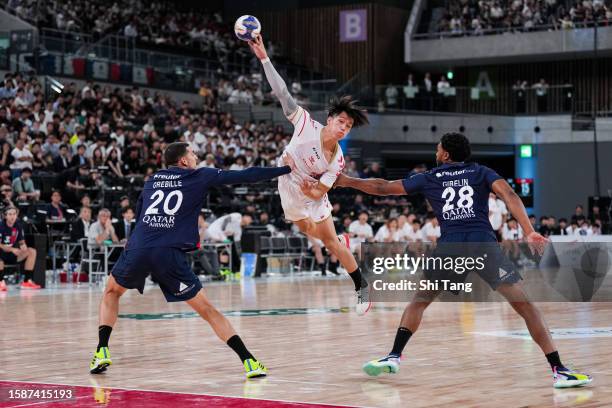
[90,347,112,374]
[220,268,233,281]
[338,233,350,249]
[28,281,41,289]
[362,355,401,377]
[356,282,371,315]
[0,280,7,291]
[553,366,592,388]
[20,281,41,290]
[244,358,267,379]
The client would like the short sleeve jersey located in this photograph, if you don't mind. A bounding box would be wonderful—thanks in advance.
[128,167,227,251]
[402,162,502,235]
[0,220,24,247]
[284,107,345,188]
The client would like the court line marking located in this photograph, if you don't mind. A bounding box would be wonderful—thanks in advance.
[0,380,366,408]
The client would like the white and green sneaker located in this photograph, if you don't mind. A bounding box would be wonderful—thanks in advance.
[553,366,592,388]
[362,355,400,377]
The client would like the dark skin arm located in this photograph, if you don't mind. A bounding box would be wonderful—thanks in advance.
[492,179,548,255]
[334,173,406,196]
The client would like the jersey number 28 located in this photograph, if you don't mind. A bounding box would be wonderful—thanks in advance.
[442,186,474,212]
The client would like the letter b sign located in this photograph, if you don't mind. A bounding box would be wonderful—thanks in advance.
[340,9,367,42]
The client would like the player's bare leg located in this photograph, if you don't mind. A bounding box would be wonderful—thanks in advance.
[497,283,555,353]
[397,290,440,333]
[363,289,439,376]
[496,282,590,387]
[294,216,370,314]
[16,247,39,288]
[295,217,357,271]
[187,288,267,378]
[99,275,127,328]
[90,275,127,374]
[186,288,236,341]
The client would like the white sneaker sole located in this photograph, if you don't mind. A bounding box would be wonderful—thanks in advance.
[356,300,372,316]
[554,378,592,388]
[362,361,399,376]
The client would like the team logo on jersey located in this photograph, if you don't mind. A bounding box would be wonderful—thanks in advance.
[436,169,475,178]
[311,147,321,160]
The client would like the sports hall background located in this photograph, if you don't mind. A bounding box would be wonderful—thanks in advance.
[0,0,609,284]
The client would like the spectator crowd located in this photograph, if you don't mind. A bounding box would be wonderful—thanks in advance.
[0,66,606,288]
[429,0,612,36]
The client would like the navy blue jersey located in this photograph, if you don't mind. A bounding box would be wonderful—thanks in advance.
[128,165,290,251]
[402,162,502,235]
[0,220,24,247]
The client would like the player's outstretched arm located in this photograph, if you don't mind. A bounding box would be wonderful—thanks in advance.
[334,173,406,196]
[214,152,295,185]
[492,179,548,255]
[248,35,299,122]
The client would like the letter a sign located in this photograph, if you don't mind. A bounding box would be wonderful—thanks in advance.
[340,9,367,42]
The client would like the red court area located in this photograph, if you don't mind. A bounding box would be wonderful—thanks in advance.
[0,381,348,408]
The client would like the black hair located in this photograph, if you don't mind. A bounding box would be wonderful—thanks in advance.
[121,206,134,215]
[440,132,471,162]
[164,142,189,166]
[327,95,369,128]
[559,218,568,223]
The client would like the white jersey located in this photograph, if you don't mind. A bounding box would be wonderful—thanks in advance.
[283,107,345,187]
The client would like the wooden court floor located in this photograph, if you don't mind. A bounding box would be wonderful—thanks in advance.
[1,277,611,407]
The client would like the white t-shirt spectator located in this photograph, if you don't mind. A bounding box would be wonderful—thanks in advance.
[502,224,523,241]
[488,198,508,231]
[348,221,374,245]
[229,162,244,171]
[405,226,424,242]
[207,213,242,242]
[374,225,401,242]
[398,223,413,241]
[565,225,580,236]
[10,146,33,170]
[421,222,441,241]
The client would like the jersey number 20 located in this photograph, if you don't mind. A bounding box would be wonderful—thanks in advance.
[442,186,474,212]
[144,190,184,216]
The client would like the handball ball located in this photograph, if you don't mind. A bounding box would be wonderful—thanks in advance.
[234,15,261,41]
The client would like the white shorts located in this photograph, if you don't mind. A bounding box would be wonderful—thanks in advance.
[278,174,332,223]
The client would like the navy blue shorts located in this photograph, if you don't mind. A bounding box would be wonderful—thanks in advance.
[426,231,521,290]
[111,247,202,302]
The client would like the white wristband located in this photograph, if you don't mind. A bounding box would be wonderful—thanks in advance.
[260,57,270,64]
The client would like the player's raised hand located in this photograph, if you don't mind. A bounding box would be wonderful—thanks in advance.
[248,35,268,61]
[526,231,549,256]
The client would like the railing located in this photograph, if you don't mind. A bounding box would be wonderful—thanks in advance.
[413,19,612,40]
[279,84,577,116]
[371,84,575,115]
[34,28,335,95]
